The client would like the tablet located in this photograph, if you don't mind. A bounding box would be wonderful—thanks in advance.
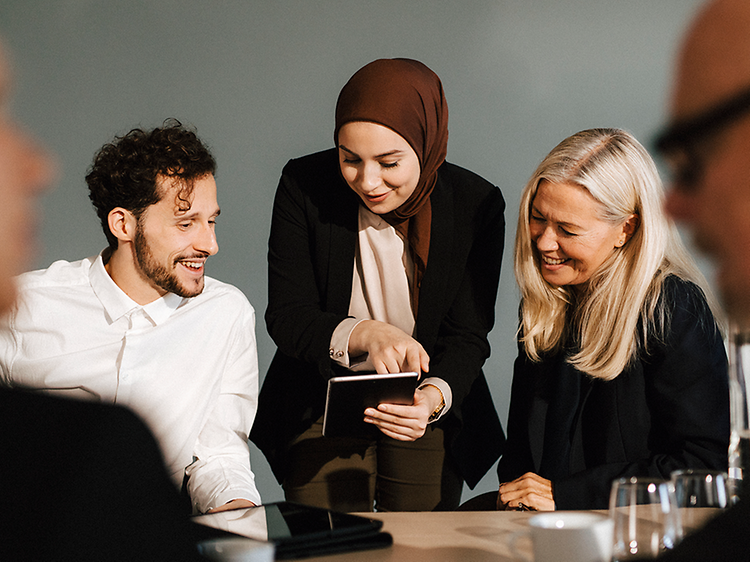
[193,501,391,559]
[322,371,418,439]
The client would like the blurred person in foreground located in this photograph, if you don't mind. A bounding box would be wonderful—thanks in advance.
[0,41,208,561]
[491,128,728,510]
[655,0,750,559]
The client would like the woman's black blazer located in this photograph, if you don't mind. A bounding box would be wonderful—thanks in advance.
[497,277,730,509]
[251,148,506,488]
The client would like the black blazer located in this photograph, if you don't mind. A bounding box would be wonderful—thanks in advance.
[496,276,730,509]
[251,148,506,488]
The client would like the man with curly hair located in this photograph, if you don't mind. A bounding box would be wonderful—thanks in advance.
[0,119,261,514]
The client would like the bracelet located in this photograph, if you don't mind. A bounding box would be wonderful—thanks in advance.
[420,384,445,422]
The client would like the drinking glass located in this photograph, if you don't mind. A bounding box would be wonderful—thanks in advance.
[671,469,730,533]
[728,326,750,503]
[609,477,682,561]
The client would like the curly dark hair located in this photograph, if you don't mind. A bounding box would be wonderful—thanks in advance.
[86,118,216,249]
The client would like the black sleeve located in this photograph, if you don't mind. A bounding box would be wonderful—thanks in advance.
[264,153,353,379]
[428,182,505,414]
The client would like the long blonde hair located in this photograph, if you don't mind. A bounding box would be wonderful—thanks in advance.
[515,128,716,380]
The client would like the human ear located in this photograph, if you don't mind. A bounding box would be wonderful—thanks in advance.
[617,214,640,246]
[107,207,137,244]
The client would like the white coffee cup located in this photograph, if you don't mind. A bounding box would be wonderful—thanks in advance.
[508,511,614,562]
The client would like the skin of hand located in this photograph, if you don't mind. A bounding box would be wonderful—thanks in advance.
[497,472,555,511]
[363,384,443,441]
[348,319,430,375]
[207,499,256,513]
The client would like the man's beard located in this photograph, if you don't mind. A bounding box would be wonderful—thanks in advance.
[133,226,205,298]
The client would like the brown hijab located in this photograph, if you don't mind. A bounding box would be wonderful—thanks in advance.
[334,58,449,314]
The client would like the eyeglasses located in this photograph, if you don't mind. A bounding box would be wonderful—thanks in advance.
[655,84,750,191]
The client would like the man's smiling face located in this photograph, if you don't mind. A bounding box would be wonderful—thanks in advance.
[132,174,220,299]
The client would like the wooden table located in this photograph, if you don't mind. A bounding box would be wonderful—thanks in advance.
[306,510,542,562]
[196,508,722,561]
[304,508,723,562]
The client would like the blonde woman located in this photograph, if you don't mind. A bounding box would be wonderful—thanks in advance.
[495,128,728,510]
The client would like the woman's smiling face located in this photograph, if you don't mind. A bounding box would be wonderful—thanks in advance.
[529,180,632,287]
[337,121,421,215]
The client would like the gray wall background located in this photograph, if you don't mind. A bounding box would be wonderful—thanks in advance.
[2,0,706,504]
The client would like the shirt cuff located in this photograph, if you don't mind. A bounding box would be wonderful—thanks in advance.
[419,377,452,422]
[205,488,261,514]
[329,317,371,370]
[191,480,262,515]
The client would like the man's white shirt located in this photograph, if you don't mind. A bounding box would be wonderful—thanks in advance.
[0,253,261,513]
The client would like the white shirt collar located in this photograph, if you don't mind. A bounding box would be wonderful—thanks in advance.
[89,250,184,325]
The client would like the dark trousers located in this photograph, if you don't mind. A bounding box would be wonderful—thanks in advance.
[282,416,462,512]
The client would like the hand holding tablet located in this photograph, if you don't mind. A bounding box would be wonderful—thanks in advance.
[322,372,419,439]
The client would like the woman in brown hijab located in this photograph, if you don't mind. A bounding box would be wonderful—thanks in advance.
[251,58,506,512]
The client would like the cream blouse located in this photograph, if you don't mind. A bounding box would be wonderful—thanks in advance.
[329,205,451,419]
